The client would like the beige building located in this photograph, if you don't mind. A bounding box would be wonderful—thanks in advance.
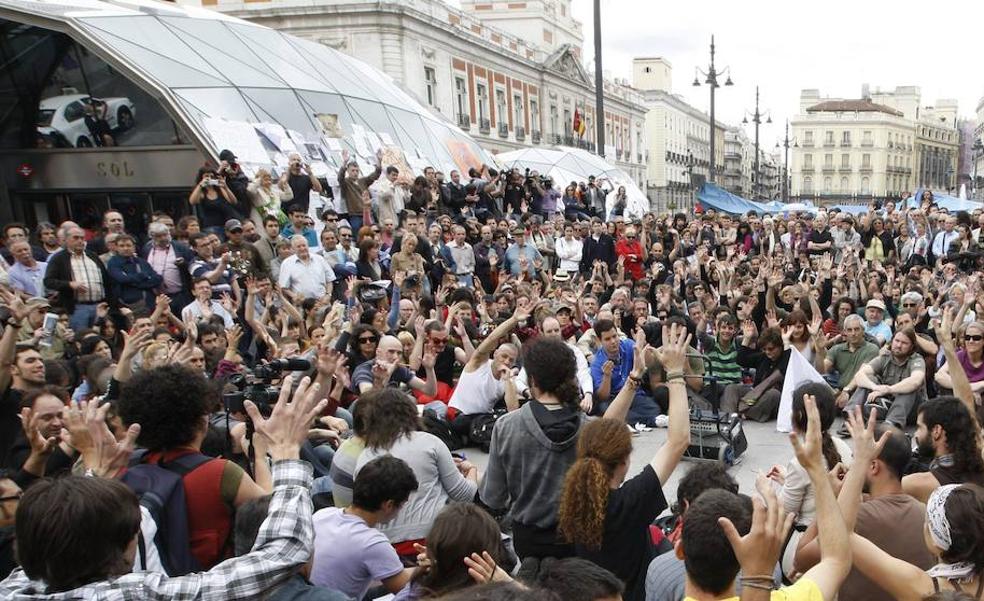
[791,86,960,204]
[185,0,648,187]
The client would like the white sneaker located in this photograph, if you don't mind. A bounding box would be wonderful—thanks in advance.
[654,415,670,428]
[634,422,653,432]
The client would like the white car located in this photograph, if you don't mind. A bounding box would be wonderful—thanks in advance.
[36,94,136,148]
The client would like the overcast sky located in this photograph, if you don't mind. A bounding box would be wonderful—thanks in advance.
[569,0,984,150]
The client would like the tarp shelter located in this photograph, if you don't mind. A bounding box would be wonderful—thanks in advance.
[905,188,984,213]
[695,183,769,215]
[496,146,649,218]
[829,205,871,216]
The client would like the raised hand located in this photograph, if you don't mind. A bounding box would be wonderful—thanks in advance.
[62,400,141,478]
[654,323,690,374]
[244,375,327,460]
[463,551,512,585]
[719,475,795,578]
[844,405,889,465]
[225,324,243,349]
[20,407,58,457]
[119,329,152,362]
[789,394,824,473]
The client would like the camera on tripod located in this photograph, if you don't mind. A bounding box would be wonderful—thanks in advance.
[221,358,311,415]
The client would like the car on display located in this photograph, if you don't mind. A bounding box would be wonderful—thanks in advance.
[36,94,136,148]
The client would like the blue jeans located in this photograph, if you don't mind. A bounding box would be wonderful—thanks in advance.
[348,215,363,233]
[595,389,663,426]
[70,303,98,332]
[456,274,474,288]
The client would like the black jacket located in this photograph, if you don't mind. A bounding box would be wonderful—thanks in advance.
[581,234,616,272]
[43,249,116,314]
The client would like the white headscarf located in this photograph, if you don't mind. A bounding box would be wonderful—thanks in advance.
[925,484,978,582]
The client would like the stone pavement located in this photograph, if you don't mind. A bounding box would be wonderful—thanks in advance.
[466,420,798,515]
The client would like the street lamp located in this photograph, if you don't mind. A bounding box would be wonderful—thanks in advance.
[972,138,983,200]
[692,35,733,184]
[742,85,771,199]
[775,120,798,203]
[682,149,696,211]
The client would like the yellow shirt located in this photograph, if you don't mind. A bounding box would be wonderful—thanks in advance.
[685,577,822,601]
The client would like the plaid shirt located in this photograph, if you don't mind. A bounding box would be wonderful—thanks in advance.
[0,460,313,601]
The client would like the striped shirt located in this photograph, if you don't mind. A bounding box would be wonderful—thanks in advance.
[69,252,105,303]
[700,334,742,384]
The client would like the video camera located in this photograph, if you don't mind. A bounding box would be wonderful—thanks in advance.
[221,358,311,414]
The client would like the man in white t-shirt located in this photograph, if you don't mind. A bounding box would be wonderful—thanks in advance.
[277,235,336,300]
[514,315,594,412]
[447,303,530,439]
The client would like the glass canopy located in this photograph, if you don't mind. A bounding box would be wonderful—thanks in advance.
[0,0,494,178]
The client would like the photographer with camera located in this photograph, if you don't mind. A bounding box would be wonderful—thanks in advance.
[190,166,240,240]
[284,152,324,215]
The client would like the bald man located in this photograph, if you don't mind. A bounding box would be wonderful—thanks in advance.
[351,334,437,396]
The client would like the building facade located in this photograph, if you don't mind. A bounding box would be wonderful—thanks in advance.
[196,0,648,188]
[790,86,962,205]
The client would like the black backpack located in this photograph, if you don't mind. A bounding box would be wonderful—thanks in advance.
[120,450,212,576]
[421,408,463,451]
[468,411,504,453]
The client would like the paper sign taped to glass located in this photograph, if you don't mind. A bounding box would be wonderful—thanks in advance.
[315,113,344,138]
[379,146,415,184]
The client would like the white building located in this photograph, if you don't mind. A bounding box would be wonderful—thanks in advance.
[192,0,648,188]
[632,57,729,213]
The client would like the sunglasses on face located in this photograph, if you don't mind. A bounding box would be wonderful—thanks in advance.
[966,335,984,342]
[902,303,917,308]
[358,336,378,343]
[430,337,449,345]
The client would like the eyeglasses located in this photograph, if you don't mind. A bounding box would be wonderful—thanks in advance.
[965,335,984,342]
[902,303,917,308]
[358,336,379,344]
[326,217,338,223]
[0,492,22,502]
[430,337,449,346]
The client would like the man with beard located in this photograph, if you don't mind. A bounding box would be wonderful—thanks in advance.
[4,386,75,477]
[847,328,926,429]
[903,396,984,503]
[0,291,47,467]
[794,419,935,601]
[220,219,268,280]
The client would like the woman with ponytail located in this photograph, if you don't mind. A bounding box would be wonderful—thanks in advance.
[555,324,692,601]
[479,330,650,561]
[767,381,852,580]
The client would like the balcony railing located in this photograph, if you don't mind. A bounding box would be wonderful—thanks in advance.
[823,141,835,147]
[801,166,815,173]
[479,119,490,134]
[531,130,541,144]
[801,141,815,148]
[456,113,470,129]
[498,123,509,138]
[822,166,835,173]
[515,126,525,141]
[859,166,873,173]
[840,141,851,147]
[861,140,873,147]
[838,165,852,173]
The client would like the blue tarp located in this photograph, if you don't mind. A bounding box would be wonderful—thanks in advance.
[905,188,984,212]
[696,183,771,215]
[829,204,871,216]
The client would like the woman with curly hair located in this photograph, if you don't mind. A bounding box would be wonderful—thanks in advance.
[555,325,691,601]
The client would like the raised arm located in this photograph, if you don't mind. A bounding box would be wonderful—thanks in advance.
[647,324,692,482]
[466,304,530,370]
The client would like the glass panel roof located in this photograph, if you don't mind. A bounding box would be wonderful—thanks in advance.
[0,0,495,174]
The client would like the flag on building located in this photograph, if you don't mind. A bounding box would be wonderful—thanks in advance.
[573,108,584,137]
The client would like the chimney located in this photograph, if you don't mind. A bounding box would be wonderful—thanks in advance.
[861,83,870,100]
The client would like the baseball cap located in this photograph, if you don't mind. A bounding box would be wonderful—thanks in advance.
[224,219,243,232]
[25,297,50,312]
[218,149,237,162]
[866,299,886,312]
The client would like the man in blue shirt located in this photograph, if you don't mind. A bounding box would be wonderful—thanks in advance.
[281,204,318,247]
[6,240,47,297]
[863,299,893,346]
[503,226,543,278]
[590,319,661,426]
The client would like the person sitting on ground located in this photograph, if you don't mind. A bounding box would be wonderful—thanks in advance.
[645,464,740,601]
[0,373,330,600]
[310,455,418,598]
[355,389,479,560]
[679,394,853,601]
[533,558,626,601]
[794,411,935,601]
[903,396,984,503]
[479,335,645,561]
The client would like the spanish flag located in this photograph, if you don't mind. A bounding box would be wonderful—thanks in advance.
[573,108,584,137]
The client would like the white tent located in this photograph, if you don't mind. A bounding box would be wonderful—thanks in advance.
[497,146,650,219]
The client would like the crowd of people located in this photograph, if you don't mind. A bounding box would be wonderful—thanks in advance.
[0,149,982,601]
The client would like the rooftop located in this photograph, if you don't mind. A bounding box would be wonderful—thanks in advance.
[806,99,904,117]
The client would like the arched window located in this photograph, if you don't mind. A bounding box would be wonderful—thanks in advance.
[839,176,849,192]
[823,177,832,194]
[861,177,870,194]
[803,176,813,194]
